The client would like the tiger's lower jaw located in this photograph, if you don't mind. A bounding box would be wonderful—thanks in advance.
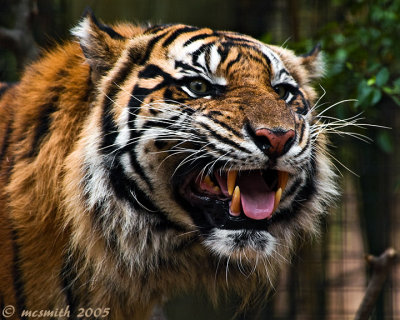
[203,229,279,260]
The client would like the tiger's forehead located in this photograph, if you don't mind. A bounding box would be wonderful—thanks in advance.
[145,24,297,87]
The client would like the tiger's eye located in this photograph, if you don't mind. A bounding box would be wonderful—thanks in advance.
[189,80,208,94]
[274,85,289,100]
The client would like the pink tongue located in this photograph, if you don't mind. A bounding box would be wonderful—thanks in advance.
[238,172,275,220]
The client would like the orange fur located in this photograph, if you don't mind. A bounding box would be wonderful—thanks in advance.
[0,13,337,319]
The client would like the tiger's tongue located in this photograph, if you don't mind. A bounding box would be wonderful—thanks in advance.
[238,172,275,220]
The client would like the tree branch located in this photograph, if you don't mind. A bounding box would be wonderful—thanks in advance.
[354,247,398,320]
[0,0,39,69]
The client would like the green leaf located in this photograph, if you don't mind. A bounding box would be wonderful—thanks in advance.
[367,78,376,86]
[375,68,390,87]
[346,62,353,70]
[356,80,373,107]
[371,88,382,105]
[377,131,393,154]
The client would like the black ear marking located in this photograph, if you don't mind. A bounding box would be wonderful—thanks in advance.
[302,43,322,58]
[82,6,124,40]
[300,43,324,79]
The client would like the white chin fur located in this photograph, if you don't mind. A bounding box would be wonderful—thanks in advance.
[203,229,277,259]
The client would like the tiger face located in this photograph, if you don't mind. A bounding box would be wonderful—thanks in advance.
[72,13,336,267]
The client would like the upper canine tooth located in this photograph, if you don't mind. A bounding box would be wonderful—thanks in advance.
[230,186,241,215]
[273,187,282,212]
[278,171,289,191]
[227,170,238,196]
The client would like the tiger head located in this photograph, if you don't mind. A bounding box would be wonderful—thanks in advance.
[71,12,337,269]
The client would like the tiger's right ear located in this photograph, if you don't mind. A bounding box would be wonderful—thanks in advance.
[71,8,126,81]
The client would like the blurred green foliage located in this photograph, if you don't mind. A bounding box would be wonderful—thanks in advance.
[280,0,400,153]
[321,0,400,110]
[321,0,400,153]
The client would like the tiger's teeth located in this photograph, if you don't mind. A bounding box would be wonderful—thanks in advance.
[273,188,282,212]
[230,186,241,215]
[278,171,289,191]
[203,175,214,187]
[227,170,238,196]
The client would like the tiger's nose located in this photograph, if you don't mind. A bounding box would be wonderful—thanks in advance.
[253,128,295,158]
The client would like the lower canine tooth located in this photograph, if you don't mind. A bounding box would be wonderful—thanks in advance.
[230,186,241,215]
[273,188,282,212]
[227,170,238,196]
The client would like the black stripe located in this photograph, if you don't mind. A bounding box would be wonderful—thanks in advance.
[283,177,303,199]
[206,114,243,138]
[100,36,169,154]
[199,122,251,153]
[221,34,259,46]
[222,41,271,65]
[225,53,242,72]
[11,229,27,316]
[0,118,13,164]
[83,7,124,40]
[162,26,199,47]
[27,102,57,158]
[0,83,15,99]
[138,64,174,81]
[272,178,314,224]
[191,43,214,73]
[144,24,174,35]
[293,157,317,205]
[108,164,187,230]
[276,69,290,79]
[298,91,310,115]
[125,85,159,191]
[60,251,78,319]
[298,119,306,144]
[175,61,202,74]
[183,33,214,47]
[204,46,213,75]
[138,33,168,65]
[142,115,180,130]
[191,43,213,59]
[247,52,271,68]
[84,160,187,234]
[0,87,7,99]
[216,45,229,65]
[111,159,156,208]
[295,134,311,158]
[100,48,141,153]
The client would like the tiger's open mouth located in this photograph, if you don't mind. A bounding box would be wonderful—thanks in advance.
[173,164,290,231]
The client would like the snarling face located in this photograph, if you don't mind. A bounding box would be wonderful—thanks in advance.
[74,18,337,263]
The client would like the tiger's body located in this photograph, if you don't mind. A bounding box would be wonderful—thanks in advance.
[0,11,337,320]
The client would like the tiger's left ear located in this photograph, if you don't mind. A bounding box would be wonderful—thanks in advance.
[71,8,126,81]
[301,44,325,80]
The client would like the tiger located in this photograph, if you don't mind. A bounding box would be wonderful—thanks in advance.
[0,9,337,320]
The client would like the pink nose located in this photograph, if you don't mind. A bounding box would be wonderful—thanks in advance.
[255,128,295,157]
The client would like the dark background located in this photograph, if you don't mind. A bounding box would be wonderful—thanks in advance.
[0,0,399,319]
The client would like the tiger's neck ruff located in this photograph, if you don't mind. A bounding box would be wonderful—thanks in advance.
[0,10,337,319]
